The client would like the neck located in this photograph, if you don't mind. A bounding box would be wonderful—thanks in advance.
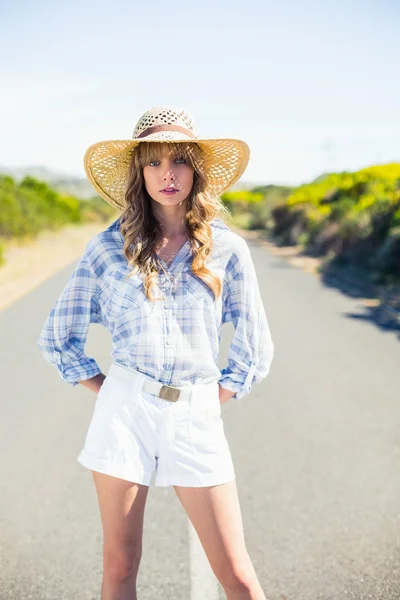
[150,199,189,238]
[155,217,188,238]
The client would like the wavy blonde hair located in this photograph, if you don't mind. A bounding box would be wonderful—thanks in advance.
[119,141,231,302]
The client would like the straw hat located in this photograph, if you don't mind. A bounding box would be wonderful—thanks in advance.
[83,105,250,211]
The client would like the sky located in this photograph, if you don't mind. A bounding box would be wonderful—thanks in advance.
[0,0,399,188]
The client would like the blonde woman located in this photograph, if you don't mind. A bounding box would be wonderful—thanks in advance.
[37,106,275,600]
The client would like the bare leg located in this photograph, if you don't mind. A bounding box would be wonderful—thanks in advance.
[174,479,266,599]
[92,471,149,600]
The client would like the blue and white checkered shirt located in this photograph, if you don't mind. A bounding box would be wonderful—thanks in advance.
[37,217,274,401]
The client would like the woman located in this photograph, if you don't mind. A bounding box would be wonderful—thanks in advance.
[37,105,275,599]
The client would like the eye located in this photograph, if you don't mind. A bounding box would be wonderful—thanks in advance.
[148,157,187,167]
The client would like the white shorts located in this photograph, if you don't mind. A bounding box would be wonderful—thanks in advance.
[77,362,236,487]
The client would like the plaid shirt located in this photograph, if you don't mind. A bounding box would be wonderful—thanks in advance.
[37,217,274,402]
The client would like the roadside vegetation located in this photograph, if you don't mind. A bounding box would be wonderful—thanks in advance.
[1,165,399,290]
[222,163,400,287]
[0,174,116,266]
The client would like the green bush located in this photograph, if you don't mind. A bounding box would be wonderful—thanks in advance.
[0,174,118,268]
[221,163,400,281]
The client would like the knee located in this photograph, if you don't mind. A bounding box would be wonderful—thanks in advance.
[217,555,257,594]
[103,544,142,582]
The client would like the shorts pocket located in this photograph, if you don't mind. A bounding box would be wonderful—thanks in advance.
[94,375,112,412]
[93,374,138,423]
[190,384,221,419]
[189,387,224,452]
[189,411,226,459]
[169,404,192,447]
[205,396,222,420]
[83,375,142,460]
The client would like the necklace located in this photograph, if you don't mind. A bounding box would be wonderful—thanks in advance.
[154,253,178,294]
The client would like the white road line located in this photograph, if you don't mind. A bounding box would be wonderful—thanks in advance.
[189,519,220,600]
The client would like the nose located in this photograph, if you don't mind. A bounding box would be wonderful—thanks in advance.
[163,160,176,181]
[163,169,176,181]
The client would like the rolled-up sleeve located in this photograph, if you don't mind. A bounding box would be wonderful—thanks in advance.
[218,242,275,402]
[36,248,103,386]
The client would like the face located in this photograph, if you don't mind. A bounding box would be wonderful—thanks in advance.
[142,147,195,207]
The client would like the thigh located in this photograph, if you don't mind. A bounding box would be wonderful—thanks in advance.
[92,471,149,572]
[174,479,249,579]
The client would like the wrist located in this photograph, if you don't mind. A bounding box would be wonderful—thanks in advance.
[218,384,236,404]
[79,372,106,393]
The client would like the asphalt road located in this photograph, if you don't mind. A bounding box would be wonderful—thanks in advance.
[1,236,400,600]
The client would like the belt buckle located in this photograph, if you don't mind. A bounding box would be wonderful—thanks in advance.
[159,384,180,402]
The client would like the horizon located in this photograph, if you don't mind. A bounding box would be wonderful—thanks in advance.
[2,160,399,192]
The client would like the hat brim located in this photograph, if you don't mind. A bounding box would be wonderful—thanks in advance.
[83,136,250,211]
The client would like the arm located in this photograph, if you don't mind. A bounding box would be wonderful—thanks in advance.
[218,242,275,404]
[36,247,104,389]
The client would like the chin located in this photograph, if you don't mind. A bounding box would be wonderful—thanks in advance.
[159,193,184,201]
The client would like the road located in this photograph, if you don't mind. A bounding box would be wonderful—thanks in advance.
[0,233,400,600]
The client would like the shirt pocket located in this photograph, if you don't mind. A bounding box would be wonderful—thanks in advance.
[104,265,159,320]
[104,266,163,350]
[183,269,215,307]
[181,270,220,351]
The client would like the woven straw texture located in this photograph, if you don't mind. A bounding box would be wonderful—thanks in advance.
[84,106,250,211]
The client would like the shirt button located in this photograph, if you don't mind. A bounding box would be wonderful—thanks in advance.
[165,339,171,346]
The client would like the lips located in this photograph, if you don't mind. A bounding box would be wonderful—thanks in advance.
[160,188,178,194]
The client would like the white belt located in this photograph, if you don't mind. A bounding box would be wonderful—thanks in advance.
[110,362,192,402]
[141,377,192,402]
